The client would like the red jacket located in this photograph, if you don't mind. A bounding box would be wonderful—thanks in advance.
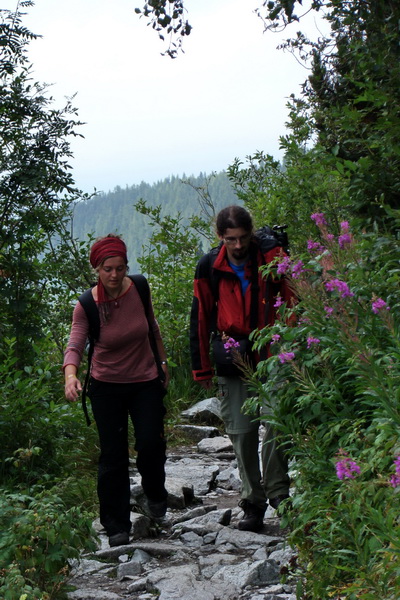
[190,240,294,381]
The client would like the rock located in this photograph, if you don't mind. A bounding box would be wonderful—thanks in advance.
[126,578,147,593]
[117,559,142,579]
[198,553,239,578]
[197,436,233,454]
[217,465,241,490]
[214,526,281,550]
[172,508,232,535]
[211,557,281,587]
[174,424,221,442]
[130,548,152,564]
[67,591,124,600]
[180,531,204,547]
[68,559,111,577]
[164,456,220,495]
[131,511,152,539]
[268,545,297,567]
[181,397,222,424]
[170,504,218,525]
[165,477,195,508]
[146,564,237,600]
[65,424,297,600]
[95,541,185,560]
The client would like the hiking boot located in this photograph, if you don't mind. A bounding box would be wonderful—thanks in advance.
[238,499,266,532]
[269,494,290,510]
[147,498,168,519]
[108,531,129,547]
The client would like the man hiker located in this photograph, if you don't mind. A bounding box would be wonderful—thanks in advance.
[190,205,295,532]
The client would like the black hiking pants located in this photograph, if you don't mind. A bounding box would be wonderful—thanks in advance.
[89,377,168,536]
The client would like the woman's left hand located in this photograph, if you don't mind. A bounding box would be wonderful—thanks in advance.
[161,363,170,388]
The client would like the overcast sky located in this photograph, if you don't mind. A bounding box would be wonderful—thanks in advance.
[4,0,323,194]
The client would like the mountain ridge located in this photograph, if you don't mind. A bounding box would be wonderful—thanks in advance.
[71,171,239,269]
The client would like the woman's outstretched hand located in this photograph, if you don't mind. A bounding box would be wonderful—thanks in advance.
[65,374,82,402]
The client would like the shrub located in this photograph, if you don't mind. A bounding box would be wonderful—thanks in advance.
[246,208,400,598]
[0,488,96,600]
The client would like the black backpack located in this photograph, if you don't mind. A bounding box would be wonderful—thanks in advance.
[77,274,164,425]
[255,224,289,255]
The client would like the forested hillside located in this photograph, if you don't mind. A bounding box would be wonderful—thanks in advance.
[71,172,239,269]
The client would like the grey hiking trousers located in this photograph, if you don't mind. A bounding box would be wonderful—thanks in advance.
[218,375,290,508]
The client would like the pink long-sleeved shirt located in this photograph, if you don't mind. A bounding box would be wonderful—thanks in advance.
[63,281,161,383]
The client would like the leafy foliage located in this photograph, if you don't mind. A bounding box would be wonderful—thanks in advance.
[227,142,350,255]
[0,10,98,598]
[134,0,191,58]
[0,488,96,600]
[0,336,98,485]
[135,200,207,422]
[244,213,400,597]
[268,0,400,227]
[222,1,400,596]
[0,8,93,364]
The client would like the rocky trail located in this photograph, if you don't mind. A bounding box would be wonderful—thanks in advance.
[66,399,297,600]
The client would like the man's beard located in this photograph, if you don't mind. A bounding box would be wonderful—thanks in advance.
[231,247,249,261]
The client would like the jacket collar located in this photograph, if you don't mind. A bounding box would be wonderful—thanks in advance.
[213,241,260,274]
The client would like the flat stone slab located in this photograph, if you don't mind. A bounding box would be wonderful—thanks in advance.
[197,436,233,454]
[175,424,221,442]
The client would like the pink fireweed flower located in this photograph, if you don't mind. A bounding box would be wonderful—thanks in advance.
[270,334,281,345]
[335,454,361,480]
[338,233,351,249]
[340,221,350,232]
[307,337,320,349]
[390,456,400,488]
[325,233,335,242]
[277,256,291,275]
[371,297,390,314]
[274,296,284,308]
[394,455,400,474]
[278,351,295,364]
[324,306,334,316]
[223,337,240,352]
[325,278,354,298]
[299,316,311,325]
[307,239,325,253]
[291,260,305,279]
[311,213,327,227]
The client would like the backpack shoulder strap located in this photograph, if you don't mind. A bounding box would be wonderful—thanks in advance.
[77,286,98,427]
[205,245,222,301]
[129,274,165,382]
[78,287,100,343]
[129,274,150,316]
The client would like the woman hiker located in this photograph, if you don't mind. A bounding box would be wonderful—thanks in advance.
[64,234,169,547]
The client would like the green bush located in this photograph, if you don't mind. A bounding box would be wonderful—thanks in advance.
[0,336,98,488]
[0,488,96,600]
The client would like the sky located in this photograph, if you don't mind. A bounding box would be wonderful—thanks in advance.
[3,0,323,194]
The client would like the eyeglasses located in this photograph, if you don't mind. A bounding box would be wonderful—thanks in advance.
[223,234,251,246]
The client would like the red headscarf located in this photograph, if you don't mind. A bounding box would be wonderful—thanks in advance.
[90,237,128,304]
